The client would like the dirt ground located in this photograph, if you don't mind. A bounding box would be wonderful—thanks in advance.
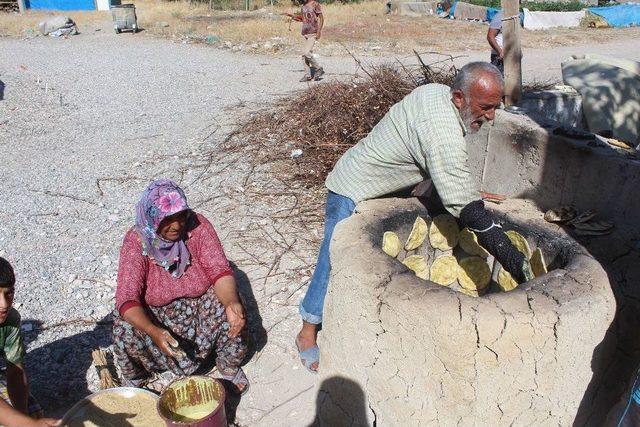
[0,21,638,426]
[2,0,640,56]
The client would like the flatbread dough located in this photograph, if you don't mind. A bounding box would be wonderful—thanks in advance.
[404,216,429,250]
[459,228,489,258]
[430,255,458,286]
[402,255,429,280]
[505,230,532,259]
[382,231,402,258]
[497,268,519,292]
[530,248,548,277]
[458,257,491,291]
[429,215,459,250]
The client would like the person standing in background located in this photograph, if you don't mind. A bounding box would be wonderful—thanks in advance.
[285,0,325,82]
[487,10,504,74]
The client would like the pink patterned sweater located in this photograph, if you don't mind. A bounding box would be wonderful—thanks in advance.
[115,213,233,315]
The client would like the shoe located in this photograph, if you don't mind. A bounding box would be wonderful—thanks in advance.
[299,75,312,82]
[295,336,319,373]
[313,68,325,81]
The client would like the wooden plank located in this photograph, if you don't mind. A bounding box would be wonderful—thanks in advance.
[501,0,522,106]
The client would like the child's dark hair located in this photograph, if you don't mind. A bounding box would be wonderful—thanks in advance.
[0,257,15,288]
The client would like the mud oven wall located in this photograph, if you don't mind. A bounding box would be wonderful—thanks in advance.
[317,111,640,426]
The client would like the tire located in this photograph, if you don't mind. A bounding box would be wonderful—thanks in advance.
[115,28,121,34]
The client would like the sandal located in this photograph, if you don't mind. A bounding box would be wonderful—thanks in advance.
[220,368,250,396]
[295,337,319,374]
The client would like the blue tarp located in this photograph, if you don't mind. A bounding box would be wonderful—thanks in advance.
[588,3,640,28]
[25,0,96,10]
[449,2,523,24]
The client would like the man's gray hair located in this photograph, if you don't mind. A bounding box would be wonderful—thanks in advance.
[451,62,504,93]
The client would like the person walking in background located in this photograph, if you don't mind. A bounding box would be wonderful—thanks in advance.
[285,0,325,82]
[487,10,504,74]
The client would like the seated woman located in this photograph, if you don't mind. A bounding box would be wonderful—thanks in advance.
[112,179,248,393]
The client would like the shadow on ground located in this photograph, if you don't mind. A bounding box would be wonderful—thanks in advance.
[308,376,370,427]
[17,262,265,422]
[22,317,113,418]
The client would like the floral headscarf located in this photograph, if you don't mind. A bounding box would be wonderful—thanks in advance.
[135,179,191,278]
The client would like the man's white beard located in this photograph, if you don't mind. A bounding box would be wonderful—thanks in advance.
[460,104,485,134]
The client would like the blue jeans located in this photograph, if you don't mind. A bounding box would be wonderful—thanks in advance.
[299,191,356,325]
[611,366,640,426]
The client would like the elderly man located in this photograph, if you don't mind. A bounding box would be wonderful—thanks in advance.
[295,62,532,372]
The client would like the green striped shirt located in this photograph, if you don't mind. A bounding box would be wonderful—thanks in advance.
[325,83,479,217]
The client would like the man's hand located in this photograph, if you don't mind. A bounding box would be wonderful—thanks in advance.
[149,328,180,358]
[498,49,504,59]
[460,200,532,284]
[225,302,246,338]
[316,31,321,40]
[411,179,433,198]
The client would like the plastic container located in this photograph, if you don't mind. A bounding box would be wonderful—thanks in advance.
[111,3,138,33]
[158,376,227,427]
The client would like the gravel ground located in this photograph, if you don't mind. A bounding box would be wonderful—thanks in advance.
[0,30,638,425]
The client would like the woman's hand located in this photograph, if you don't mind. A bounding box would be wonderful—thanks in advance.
[150,327,180,358]
[225,302,246,338]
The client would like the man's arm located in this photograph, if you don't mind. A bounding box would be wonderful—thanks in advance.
[6,362,28,414]
[460,200,533,283]
[283,12,303,22]
[487,28,503,58]
[422,136,531,282]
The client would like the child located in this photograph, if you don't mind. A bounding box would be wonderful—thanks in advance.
[285,0,325,82]
[0,258,59,427]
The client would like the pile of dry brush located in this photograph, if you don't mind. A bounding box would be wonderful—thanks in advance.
[232,56,554,189]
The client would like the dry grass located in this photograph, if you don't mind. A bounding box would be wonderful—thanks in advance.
[1,0,639,55]
[0,9,109,35]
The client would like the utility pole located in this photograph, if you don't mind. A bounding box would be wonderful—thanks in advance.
[501,0,522,106]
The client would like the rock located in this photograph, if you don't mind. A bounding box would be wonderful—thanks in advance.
[290,149,303,159]
[38,15,76,36]
[101,258,112,266]
[157,21,170,28]
[68,274,77,283]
